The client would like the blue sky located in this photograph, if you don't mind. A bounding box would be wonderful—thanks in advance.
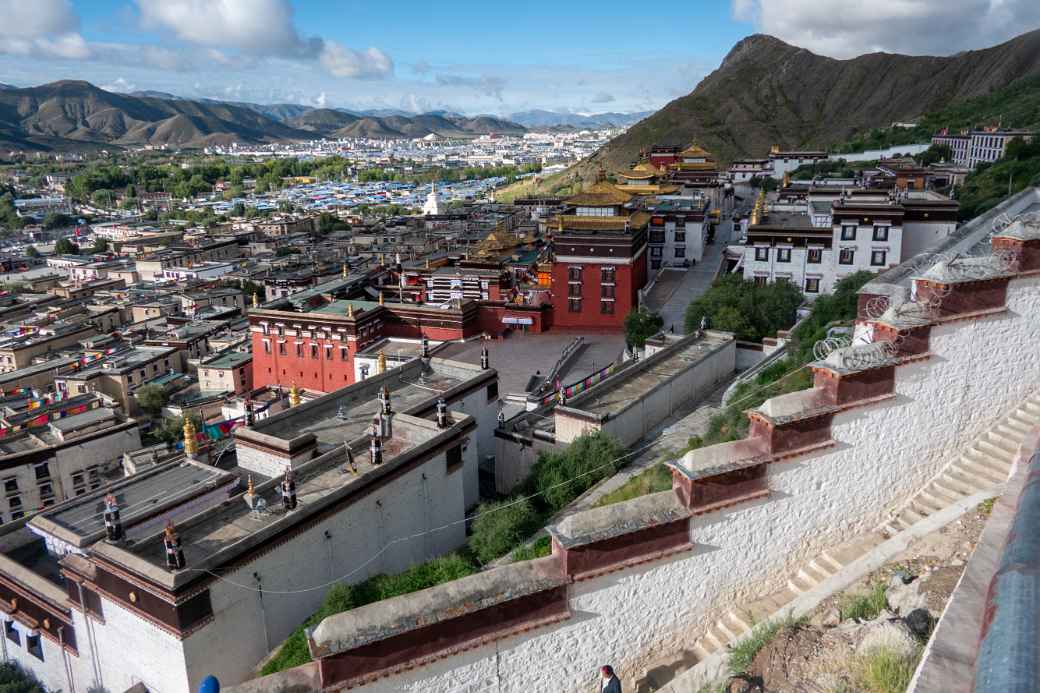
[0,0,1037,115]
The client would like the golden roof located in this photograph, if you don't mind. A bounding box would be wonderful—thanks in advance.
[473,227,520,257]
[614,184,680,195]
[679,143,713,159]
[557,211,650,231]
[565,181,634,207]
[617,161,664,180]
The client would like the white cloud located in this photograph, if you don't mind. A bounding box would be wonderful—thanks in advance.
[732,0,1040,58]
[0,0,89,60]
[136,0,392,78]
[591,91,615,104]
[313,91,327,108]
[435,74,507,101]
[100,77,136,93]
[319,43,394,79]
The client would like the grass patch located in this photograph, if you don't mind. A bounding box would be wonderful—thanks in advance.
[595,464,673,507]
[263,432,625,675]
[839,582,889,622]
[855,646,920,693]
[977,497,996,516]
[728,619,785,674]
[260,553,478,675]
[511,535,552,562]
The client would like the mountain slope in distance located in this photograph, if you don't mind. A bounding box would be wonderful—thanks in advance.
[586,29,1040,171]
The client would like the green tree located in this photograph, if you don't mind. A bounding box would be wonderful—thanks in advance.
[684,274,803,342]
[43,212,75,230]
[624,308,664,349]
[24,246,39,258]
[468,498,541,563]
[91,189,113,207]
[90,237,110,254]
[136,383,169,418]
[54,237,80,255]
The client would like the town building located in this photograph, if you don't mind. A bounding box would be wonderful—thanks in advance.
[549,183,649,330]
[197,352,253,396]
[931,128,1035,169]
[767,146,829,180]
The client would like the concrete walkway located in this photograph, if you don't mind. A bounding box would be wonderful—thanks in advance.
[645,216,736,331]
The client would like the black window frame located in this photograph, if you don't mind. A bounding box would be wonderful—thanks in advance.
[486,382,499,402]
[567,266,582,282]
[600,300,615,315]
[841,226,857,241]
[776,248,791,263]
[445,445,464,473]
[805,277,820,293]
[4,620,18,646]
[839,248,855,265]
[871,250,887,267]
[807,248,823,264]
[872,225,889,242]
[568,298,581,313]
[754,247,769,261]
[27,633,43,660]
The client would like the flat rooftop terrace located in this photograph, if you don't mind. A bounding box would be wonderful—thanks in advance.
[93,412,473,587]
[31,460,235,545]
[562,331,733,419]
[257,363,466,452]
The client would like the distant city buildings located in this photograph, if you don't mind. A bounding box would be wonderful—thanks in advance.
[931,128,1035,169]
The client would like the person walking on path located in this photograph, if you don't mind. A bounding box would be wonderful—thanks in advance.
[600,665,622,693]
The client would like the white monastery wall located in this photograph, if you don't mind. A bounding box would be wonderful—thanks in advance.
[350,274,1040,693]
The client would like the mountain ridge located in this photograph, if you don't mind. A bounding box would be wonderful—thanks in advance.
[583,28,1040,171]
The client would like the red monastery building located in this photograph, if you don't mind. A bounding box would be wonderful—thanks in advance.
[550,182,649,330]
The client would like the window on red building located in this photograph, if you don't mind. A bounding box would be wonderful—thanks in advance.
[568,266,582,281]
[568,282,581,297]
[296,342,303,357]
[601,284,615,299]
[310,344,319,359]
[600,300,615,315]
[324,345,333,360]
[262,340,271,354]
[340,347,348,361]
[601,266,615,284]
[278,342,286,355]
[568,298,581,312]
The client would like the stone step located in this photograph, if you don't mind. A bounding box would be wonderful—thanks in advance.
[946,466,995,490]
[798,564,829,586]
[933,474,975,498]
[975,439,1016,463]
[899,507,926,526]
[1016,407,1040,425]
[811,552,843,574]
[882,521,903,538]
[995,424,1028,443]
[962,447,1009,472]
[787,574,814,594]
[692,642,714,662]
[914,492,945,513]
[957,459,1008,485]
[984,431,1020,454]
[821,538,879,568]
[714,617,741,642]
[702,627,726,652]
[925,483,962,506]
[727,608,756,633]
[1003,417,1032,436]
[1022,401,1040,417]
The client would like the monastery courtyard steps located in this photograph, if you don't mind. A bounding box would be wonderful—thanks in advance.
[679,390,1039,672]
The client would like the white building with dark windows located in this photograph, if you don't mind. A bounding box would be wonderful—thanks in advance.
[741,191,958,298]
[644,197,710,270]
[931,129,1035,169]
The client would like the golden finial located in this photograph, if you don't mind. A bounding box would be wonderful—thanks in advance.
[347,303,354,319]
[246,475,255,497]
[425,258,431,269]
[377,351,387,374]
[341,262,348,278]
[379,253,385,265]
[289,382,301,407]
[252,291,259,309]
[782,172,790,188]
[183,417,198,457]
[770,144,780,154]
[379,291,385,306]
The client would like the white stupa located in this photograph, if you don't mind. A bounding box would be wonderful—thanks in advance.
[423,183,442,216]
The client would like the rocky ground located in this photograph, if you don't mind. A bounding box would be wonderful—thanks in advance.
[718,501,991,693]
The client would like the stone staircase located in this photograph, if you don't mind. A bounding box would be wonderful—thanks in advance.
[688,534,884,663]
[877,390,1040,538]
[682,389,1040,668]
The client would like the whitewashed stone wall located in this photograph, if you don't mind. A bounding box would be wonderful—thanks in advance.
[349,274,1040,693]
